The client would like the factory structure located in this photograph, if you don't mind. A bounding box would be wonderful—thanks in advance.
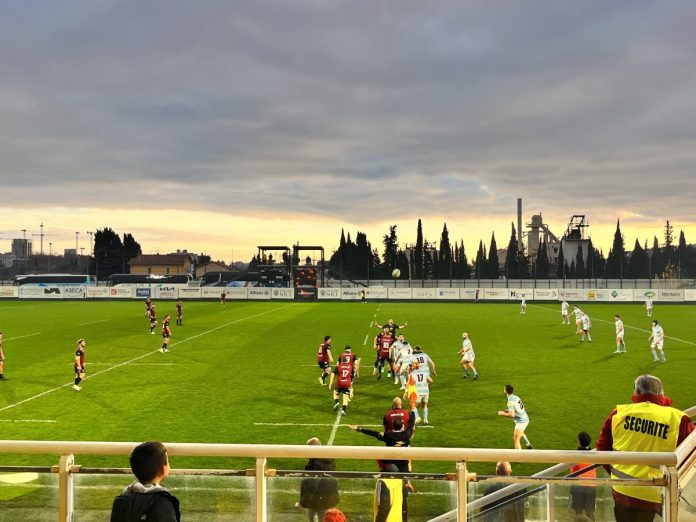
[515,198,591,270]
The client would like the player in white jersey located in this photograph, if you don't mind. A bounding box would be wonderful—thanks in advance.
[645,297,654,317]
[498,384,533,449]
[648,320,665,362]
[577,312,592,342]
[389,335,406,384]
[573,306,583,332]
[561,300,570,324]
[614,314,626,353]
[393,337,414,389]
[520,297,527,314]
[412,345,437,377]
[411,363,433,424]
[457,332,478,380]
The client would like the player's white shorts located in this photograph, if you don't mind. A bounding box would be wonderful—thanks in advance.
[651,341,663,349]
[616,333,624,341]
[514,421,529,433]
[461,355,475,364]
[416,393,429,404]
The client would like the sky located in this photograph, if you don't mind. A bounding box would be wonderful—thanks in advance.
[2,0,696,263]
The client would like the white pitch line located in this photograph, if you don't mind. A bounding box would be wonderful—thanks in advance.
[529,304,696,346]
[255,423,384,427]
[0,304,297,415]
[0,419,57,423]
[327,410,343,446]
[363,334,369,346]
[78,319,109,326]
[67,363,175,366]
[4,332,42,341]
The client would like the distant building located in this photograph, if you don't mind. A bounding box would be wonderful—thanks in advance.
[196,261,232,276]
[0,253,16,268]
[128,253,195,276]
[11,239,32,260]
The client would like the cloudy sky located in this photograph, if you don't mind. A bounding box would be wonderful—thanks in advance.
[2,0,695,262]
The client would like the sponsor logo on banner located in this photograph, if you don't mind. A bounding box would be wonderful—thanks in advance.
[559,289,585,301]
[135,288,151,298]
[366,287,388,299]
[634,289,657,301]
[318,288,341,300]
[483,288,508,300]
[341,289,361,300]
[295,288,317,301]
[20,287,46,298]
[227,288,249,299]
[412,288,436,300]
[436,288,460,300]
[684,289,696,302]
[658,289,684,302]
[589,289,633,302]
[533,289,559,300]
[248,288,271,300]
[271,288,294,300]
[460,289,479,301]
[388,288,412,299]
[0,287,19,298]
[63,286,86,299]
[508,289,532,300]
[155,286,178,299]
[86,287,110,298]
[110,287,133,298]
[178,288,201,299]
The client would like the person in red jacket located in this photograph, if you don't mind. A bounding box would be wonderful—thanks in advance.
[596,374,694,521]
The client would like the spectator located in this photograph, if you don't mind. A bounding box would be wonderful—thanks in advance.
[480,462,525,522]
[596,374,694,521]
[322,508,346,522]
[299,437,339,522]
[568,432,596,521]
[374,464,408,522]
[110,441,180,522]
[349,408,417,473]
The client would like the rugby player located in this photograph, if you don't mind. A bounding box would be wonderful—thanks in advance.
[614,314,626,353]
[373,326,394,379]
[159,314,171,353]
[317,336,333,386]
[498,384,533,449]
[73,339,86,392]
[457,332,478,380]
[329,360,354,416]
[649,320,666,363]
[175,300,183,326]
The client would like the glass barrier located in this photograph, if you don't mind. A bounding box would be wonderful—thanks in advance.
[679,467,696,520]
[0,471,57,522]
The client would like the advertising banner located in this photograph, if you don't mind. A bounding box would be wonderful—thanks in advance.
[533,289,559,300]
[412,288,436,300]
[135,288,151,298]
[20,286,62,299]
[685,289,696,302]
[0,287,19,298]
[318,288,342,300]
[271,288,294,300]
[178,288,202,299]
[201,287,226,299]
[658,289,684,302]
[484,288,508,300]
[154,286,178,300]
[247,288,271,300]
[559,288,585,301]
[460,288,480,301]
[435,288,460,300]
[341,288,361,300]
[633,289,657,302]
[110,287,133,299]
[62,286,86,299]
[508,289,533,300]
[388,288,412,300]
[586,289,634,302]
[227,287,250,299]
[86,287,110,299]
[294,288,317,301]
[366,287,388,300]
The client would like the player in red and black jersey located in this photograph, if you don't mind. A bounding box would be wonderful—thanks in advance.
[73,339,86,391]
[159,315,171,353]
[338,345,360,378]
[373,326,394,380]
[0,332,6,381]
[176,301,183,326]
[329,361,354,416]
[148,304,157,334]
[373,318,407,338]
[383,397,411,432]
[145,297,152,317]
[220,290,227,306]
[317,336,333,386]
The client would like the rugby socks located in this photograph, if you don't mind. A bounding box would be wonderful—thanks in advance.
[423,408,428,423]
[522,434,531,447]
[651,349,658,362]
[74,376,82,386]
[659,350,666,362]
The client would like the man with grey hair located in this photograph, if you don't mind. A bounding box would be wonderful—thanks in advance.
[298,437,339,522]
[480,461,525,521]
[596,375,694,521]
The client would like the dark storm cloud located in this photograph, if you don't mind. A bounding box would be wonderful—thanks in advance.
[2,0,696,225]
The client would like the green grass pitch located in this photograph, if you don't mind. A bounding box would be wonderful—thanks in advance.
[0,299,694,520]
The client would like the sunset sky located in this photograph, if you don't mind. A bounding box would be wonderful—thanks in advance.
[2,1,695,263]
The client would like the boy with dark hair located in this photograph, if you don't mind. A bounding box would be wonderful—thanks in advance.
[569,432,596,521]
[111,441,180,521]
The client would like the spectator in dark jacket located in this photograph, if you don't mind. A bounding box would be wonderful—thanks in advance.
[299,437,339,522]
[110,441,180,522]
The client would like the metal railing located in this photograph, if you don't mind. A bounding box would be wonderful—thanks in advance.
[1,432,695,522]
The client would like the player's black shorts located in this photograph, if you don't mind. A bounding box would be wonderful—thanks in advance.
[378,355,391,364]
[162,333,170,339]
[74,366,84,375]
[318,361,330,369]
[336,386,352,395]
[150,319,157,326]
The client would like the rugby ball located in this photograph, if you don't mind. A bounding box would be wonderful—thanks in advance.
[392,268,401,278]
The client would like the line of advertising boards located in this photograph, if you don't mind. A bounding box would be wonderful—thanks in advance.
[0,285,694,302]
